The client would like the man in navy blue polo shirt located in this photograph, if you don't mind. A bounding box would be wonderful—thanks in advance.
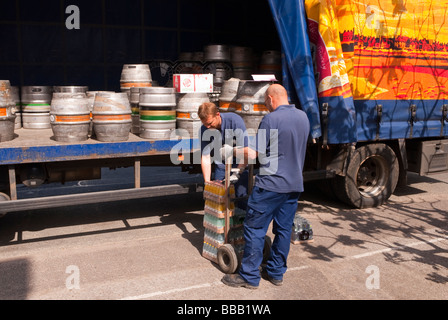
[198,102,249,207]
[222,84,310,289]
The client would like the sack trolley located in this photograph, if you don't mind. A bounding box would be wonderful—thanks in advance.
[202,161,272,274]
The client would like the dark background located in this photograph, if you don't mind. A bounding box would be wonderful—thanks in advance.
[0,0,280,91]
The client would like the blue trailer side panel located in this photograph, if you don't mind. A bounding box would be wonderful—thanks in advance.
[267,0,322,140]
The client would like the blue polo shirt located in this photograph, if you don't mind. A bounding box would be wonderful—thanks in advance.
[200,113,248,169]
[250,104,310,193]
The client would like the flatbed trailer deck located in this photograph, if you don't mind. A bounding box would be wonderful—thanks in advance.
[0,128,203,214]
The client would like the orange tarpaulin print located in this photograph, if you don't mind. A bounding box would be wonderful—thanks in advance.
[305,0,448,101]
[304,0,355,99]
[351,0,448,101]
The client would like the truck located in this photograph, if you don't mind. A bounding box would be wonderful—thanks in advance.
[0,0,447,216]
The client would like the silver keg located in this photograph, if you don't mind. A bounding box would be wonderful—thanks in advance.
[204,44,231,61]
[231,46,254,80]
[50,92,91,142]
[21,86,52,113]
[139,87,176,140]
[53,86,89,93]
[92,92,132,142]
[219,78,240,113]
[86,91,114,137]
[235,81,270,132]
[0,80,16,142]
[259,50,282,81]
[176,93,210,138]
[21,86,52,129]
[120,64,153,93]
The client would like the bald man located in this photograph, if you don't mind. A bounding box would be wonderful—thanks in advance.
[222,84,310,289]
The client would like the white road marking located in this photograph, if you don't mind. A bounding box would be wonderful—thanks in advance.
[119,235,448,300]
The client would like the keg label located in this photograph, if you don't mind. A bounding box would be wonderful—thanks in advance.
[120,82,152,88]
[140,114,176,121]
[0,108,6,117]
[53,115,91,123]
[92,114,132,122]
[253,104,269,112]
[176,112,192,119]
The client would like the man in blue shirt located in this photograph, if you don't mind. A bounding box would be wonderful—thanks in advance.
[222,84,310,289]
[198,102,249,206]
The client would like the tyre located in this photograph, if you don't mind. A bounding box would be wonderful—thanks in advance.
[332,144,399,208]
[217,244,239,274]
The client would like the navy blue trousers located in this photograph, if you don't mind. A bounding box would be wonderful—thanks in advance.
[239,186,300,286]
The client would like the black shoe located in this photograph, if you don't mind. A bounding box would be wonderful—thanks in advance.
[260,267,283,286]
[221,274,258,289]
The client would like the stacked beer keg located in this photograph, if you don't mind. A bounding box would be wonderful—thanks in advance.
[203,45,233,103]
[120,64,153,94]
[139,87,177,140]
[235,80,271,133]
[21,86,52,129]
[176,92,210,138]
[218,78,240,113]
[50,86,91,142]
[92,92,132,142]
[259,50,282,81]
[230,46,254,80]
[119,64,154,137]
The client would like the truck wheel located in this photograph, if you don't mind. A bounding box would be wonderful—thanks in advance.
[333,144,399,208]
[217,244,239,274]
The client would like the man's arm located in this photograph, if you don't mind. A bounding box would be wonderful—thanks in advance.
[201,154,212,182]
[235,146,258,167]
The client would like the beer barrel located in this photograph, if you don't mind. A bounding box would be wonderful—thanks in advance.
[0,80,16,142]
[21,86,52,113]
[50,92,91,142]
[219,78,240,113]
[204,45,231,61]
[139,87,176,140]
[139,110,176,140]
[139,87,176,109]
[53,86,88,93]
[176,93,210,138]
[231,46,254,80]
[235,81,270,132]
[86,91,114,137]
[120,64,152,93]
[92,92,132,142]
[204,44,233,94]
[259,50,282,81]
[21,86,52,129]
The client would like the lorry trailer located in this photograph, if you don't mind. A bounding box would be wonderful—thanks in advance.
[0,0,447,215]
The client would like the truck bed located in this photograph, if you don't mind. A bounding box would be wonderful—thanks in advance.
[0,128,197,165]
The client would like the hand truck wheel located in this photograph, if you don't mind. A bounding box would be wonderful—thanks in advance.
[217,243,239,274]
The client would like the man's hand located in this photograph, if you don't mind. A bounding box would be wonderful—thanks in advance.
[229,168,241,184]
